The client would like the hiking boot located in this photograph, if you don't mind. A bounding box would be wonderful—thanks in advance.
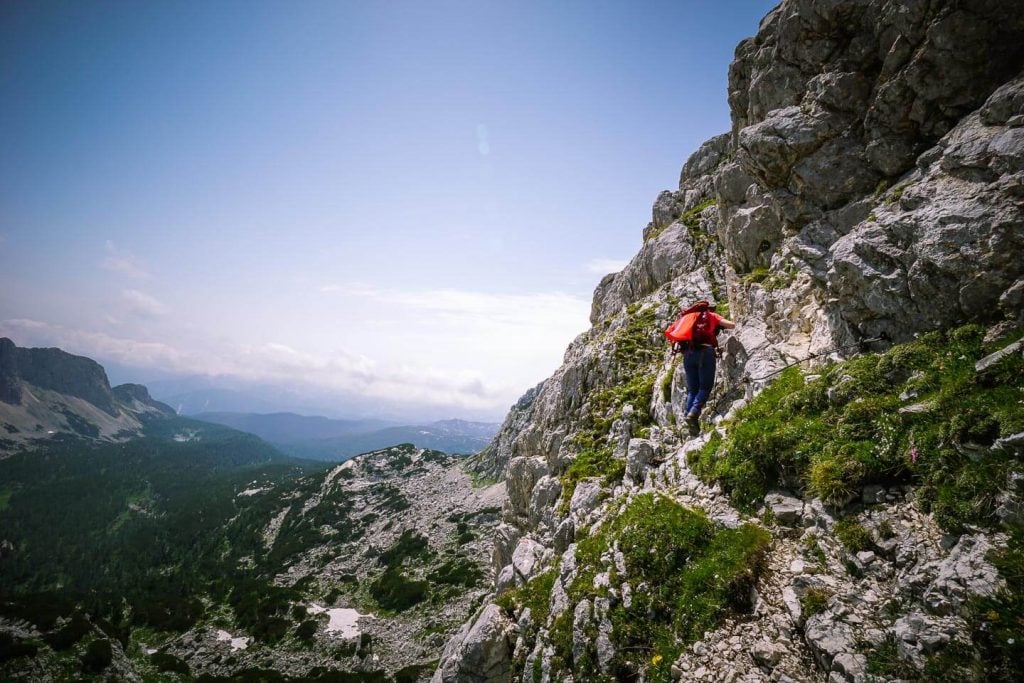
[685,412,700,437]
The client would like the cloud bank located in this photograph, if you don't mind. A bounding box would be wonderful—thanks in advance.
[1,279,591,417]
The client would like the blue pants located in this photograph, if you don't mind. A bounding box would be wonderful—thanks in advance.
[683,346,717,417]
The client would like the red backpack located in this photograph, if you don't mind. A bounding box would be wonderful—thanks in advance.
[665,301,718,348]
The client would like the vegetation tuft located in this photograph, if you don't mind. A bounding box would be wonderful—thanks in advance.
[967,524,1024,681]
[561,304,662,505]
[645,198,718,244]
[800,587,831,619]
[833,520,874,553]
[369,568,428,612]
[496,565,558,627]
[689,325,1024,531]
[534,493,770,682]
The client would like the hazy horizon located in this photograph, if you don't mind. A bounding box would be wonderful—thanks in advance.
[1,1,773,421]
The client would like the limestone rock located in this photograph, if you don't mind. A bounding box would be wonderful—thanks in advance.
[433,604,514,683]
[765,491,804,526]
[804,612,855,670]
[624,438,656,486]
[529,476,562,528]
[569,479,603,520]
[511,538,546,584]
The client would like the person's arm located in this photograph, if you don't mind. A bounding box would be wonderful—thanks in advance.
[716,314,736,330]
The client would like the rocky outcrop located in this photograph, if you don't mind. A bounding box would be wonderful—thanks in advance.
[437,1,1024,681]
[2,338,119,415]
[468,382,545,482]
[0,337,21,404]
[0,339,177,450]
[827,73,1024,341]
[432,605,514,683]
[720,0,1024,348]
[112,383,177,417]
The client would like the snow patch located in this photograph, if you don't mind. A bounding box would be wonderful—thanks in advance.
[306,604,372,639]
[215,629,250,651]
[173,429,200,442]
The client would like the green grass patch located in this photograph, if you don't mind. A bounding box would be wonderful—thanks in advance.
[800,587,831,618]
[681,198,719,248]
[743,266,771,285]
[833,520,873,553]
[661,365,675,403]
[561,305,661,506]
[496,566,558,626]
[689,325,1024,530]
[553,493,771,682]
[742,264,793,290]
[645,198,717,244]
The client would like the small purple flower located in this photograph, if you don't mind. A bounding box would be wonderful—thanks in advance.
[909,445,919,464]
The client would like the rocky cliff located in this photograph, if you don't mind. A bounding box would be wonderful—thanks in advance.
[0,338,176,452]
[442,1,1024,681]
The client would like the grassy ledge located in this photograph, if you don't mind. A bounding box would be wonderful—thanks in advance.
[688,324,1024,531]
[505,493,770,683]
[560,304,662,507]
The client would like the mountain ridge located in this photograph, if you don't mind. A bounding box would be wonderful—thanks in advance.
[194,411,500,461]
[0,337,176,452]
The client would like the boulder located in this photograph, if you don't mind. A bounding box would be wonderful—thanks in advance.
[624,438,656,486]
[804,612,855,670]
[569,479,603,519]
[511,538,546,584]
[765,491,804,526]
[433,604,514,683]
[529,476,562,527]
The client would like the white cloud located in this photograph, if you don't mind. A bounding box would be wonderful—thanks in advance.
[0,283,591,415]
[122,289,167,318]
[0,317,544,414]
[101,241,151,279]
[0,319,193,371]
[332,284,589,343]
[585,257,629,275]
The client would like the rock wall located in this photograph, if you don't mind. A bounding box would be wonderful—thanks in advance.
[0,337,119,414]
[436,1,1024,682]
[0,339,177,449]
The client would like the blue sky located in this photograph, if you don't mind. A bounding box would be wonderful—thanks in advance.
[0,1,773,420]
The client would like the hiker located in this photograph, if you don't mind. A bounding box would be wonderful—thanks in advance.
[664,301,735,435]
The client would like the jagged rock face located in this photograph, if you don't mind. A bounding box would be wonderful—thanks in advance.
[0,340,176,451]
[468,382,544,482]
[432,604,514,683]
[730,0,1024,173]
[826,74,1024,341]
[438,1,1024,682]
[2,338,119,415]
[111,383,177,417]
[720,0,1024,345]
[0,337,21,404]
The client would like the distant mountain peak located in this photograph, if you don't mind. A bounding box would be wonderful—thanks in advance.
[0,339,174,451]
